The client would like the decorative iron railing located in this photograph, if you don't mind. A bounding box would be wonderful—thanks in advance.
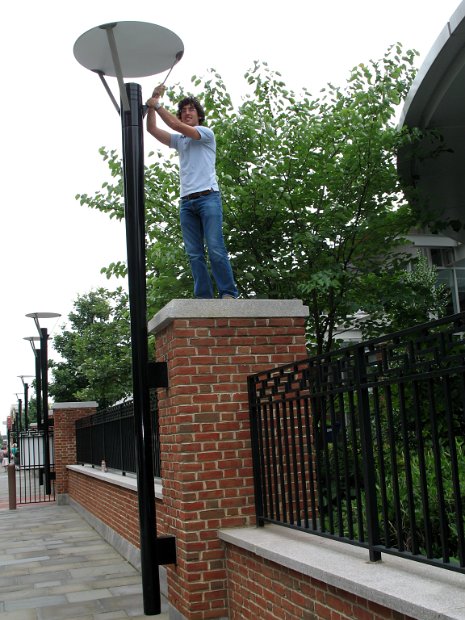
[76,392,161,477]
[248,312,465,573]
[17,430,56,504]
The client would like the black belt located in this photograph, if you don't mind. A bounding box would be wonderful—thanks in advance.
[181,189,214,201]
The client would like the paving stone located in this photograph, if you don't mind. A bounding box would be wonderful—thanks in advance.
[66,588,113,603]
[0,473,170,620]
[4,594,68,611]
[0,609,38,619]
[34,580,62,588]
[37,600,104,620]
[92,612,128,620]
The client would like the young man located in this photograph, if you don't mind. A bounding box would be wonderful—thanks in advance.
[146,85,238,299]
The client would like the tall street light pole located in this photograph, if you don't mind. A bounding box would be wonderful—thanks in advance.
[18,376,34,431]
[74,21,180,615]
[15,394,22,433]
[23,337,42,430]
[26,312,61,496]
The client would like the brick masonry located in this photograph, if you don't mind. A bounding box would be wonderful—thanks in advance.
[224,544,415,620]
[52,403,98,496]
[152,310,309,619]
[68,468,143,548]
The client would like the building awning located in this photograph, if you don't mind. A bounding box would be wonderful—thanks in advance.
[398,1,465,243]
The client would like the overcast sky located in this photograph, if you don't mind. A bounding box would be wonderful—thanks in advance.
[0,0,461,430]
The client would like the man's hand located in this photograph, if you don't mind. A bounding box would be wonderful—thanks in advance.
[152,84,167,98]
[146,84,167,110]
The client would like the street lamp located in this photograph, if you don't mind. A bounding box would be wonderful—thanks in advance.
[18,375,34,431]
[23,337,42,430]
[14,393,22,433]
[73,21,180,615]
[12,394,22,462]
[26,312,61,496]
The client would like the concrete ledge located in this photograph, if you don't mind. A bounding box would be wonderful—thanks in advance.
[148,298,309,335]
[67,464,163,500]
[51,401,98,410]
[219,525,465,620]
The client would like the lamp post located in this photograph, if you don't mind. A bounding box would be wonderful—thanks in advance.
[74,21,181,615]
[12,396,21,465]
[18,376,34,431]
[15,394,22,433]
[26,312,61,496]
[23,337,42,430]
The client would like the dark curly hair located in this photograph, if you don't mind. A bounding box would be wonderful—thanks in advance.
[177,97,205,125]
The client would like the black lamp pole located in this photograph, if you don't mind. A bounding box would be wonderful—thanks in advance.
[24,337,42,431]
[121,81,160,615]
[35,347,42,430]
[73,24,179,614]
[40,327,51,495]
[18,376,34,432]
[25,314,60,497]
[24,383,29,430]
[16,397,22,433]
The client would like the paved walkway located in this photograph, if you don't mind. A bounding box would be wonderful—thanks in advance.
[0,470,169,619]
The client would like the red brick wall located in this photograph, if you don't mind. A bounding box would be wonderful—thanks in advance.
[154,316,309,619]
[68,469,158,548]
[53,405,97,495]
[225,545,415,620]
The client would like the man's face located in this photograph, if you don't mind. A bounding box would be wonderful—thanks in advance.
[180,104,200,127]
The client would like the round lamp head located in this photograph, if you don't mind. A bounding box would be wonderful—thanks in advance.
[73,21,184,78]
[26,312,61,320]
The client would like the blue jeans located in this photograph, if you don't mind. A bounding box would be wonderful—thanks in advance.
[180,191,238,299]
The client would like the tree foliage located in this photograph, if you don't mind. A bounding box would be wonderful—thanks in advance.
[351,252,449,339]
[77,44,447,354]
[49,288,132,408]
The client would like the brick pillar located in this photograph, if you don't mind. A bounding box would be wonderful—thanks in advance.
[51,401,98,501]
[148,299,309,620]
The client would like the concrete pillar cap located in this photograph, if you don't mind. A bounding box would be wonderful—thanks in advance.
[148,299,309,335]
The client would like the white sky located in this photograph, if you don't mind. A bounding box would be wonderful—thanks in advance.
[0,0,461,430]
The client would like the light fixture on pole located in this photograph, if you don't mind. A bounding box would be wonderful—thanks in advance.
[74,21,180,615]
[18,375,34,431]
[26,312,61,496]
[23,337,42,430]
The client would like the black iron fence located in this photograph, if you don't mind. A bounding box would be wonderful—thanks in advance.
[76,393,161,477]
[17,430,56,504]
[248,312,465,573]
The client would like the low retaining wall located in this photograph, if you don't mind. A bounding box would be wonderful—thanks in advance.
[68,467,145,549]
[224,544,410,620]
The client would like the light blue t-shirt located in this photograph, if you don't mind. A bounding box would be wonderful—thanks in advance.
[170,126,219,197]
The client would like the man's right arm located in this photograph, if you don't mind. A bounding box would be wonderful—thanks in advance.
[147,84,201,142]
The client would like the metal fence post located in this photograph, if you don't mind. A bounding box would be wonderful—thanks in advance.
[355,345,382,562]
[248,375,265,526]
[8,463,16,510]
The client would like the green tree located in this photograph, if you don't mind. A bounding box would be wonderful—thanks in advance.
[352,251,450,338]
[77,44,446,354]
[49,288,132,408]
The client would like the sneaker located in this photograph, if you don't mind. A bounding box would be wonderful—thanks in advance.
[222,294,236,299]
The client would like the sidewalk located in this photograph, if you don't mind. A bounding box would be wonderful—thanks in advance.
[0,470,169,619]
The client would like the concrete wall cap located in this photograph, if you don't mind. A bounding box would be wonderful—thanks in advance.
[51,401,98,410]
[148,298,309,335]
